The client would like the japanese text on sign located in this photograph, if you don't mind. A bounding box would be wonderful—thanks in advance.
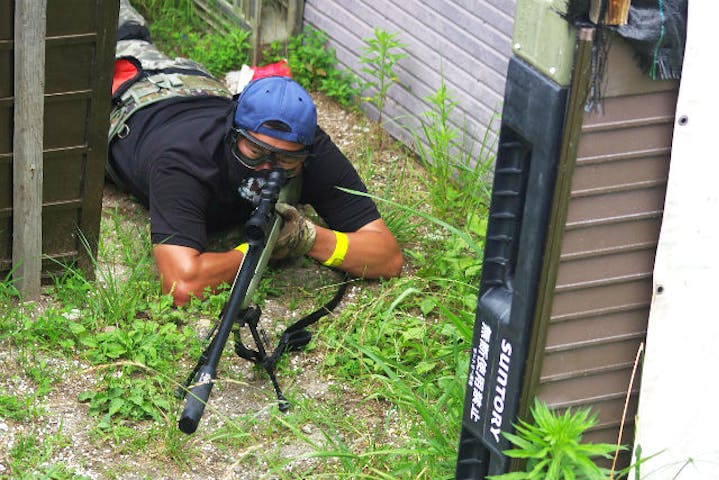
[467,321,493,422]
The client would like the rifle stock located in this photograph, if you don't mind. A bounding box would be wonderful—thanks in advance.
[178,169,299,434]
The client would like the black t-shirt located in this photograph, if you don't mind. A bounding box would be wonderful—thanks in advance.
[109,96,380,251]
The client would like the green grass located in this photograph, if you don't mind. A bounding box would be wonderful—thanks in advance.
[0,6,498,479]
[6,429,90,480]
[0,389,40,422]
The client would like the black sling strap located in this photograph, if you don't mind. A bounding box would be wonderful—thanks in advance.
[234,276,349,365]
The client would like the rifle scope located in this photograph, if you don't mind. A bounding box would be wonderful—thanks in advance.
[245,169,287,243]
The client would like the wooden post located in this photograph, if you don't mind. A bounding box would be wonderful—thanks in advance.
[251,0,262,65]
[13,0,47,299]
[288,0,305,37]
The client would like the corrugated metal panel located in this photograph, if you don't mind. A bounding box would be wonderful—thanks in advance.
[303,0,515,156]
[535,39,678,454]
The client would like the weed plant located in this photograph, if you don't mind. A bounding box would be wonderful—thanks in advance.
[360,28,407,128]
[0,390,38,422]
[413,76,497,226]
[489,400,619,480]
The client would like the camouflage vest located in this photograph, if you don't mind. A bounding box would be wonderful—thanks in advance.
[107,38,232,188]
[108,39,232,142]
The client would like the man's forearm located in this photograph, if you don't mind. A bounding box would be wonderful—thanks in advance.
[154,217,403,306]
[154,245,244,306]
[308,220,403,279]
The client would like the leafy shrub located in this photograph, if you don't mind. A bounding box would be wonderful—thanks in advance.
[263,27,362,107]
[79,319,200,422]
[182,29,252,77]
[134,0,252,75]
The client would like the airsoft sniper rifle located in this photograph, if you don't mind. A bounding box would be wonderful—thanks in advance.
[177,168,346,434]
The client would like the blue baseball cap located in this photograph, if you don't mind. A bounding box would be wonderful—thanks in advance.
[233,76,317,146]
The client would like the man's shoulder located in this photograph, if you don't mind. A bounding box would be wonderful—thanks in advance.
[132,96,232,162]
[131,95,232,130]
[306,126,354,179]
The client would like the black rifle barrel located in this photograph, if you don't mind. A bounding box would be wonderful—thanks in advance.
[178,168,287,434]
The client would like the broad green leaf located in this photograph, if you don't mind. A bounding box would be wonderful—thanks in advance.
[415,361,436,375]
[108,397,124,416]
[419,297,435,315]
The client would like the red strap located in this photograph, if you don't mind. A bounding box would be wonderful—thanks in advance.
[112,58,140,95]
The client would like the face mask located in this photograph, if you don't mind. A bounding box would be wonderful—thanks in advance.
[236,169,269,207]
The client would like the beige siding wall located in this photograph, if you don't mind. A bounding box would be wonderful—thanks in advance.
[303,0,515,154]
[536,39,678,453]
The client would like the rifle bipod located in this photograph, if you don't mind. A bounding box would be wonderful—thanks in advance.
[177,277,348,434]
[176,306,304,417]
[232,306,296,412]
[176,167,346,434]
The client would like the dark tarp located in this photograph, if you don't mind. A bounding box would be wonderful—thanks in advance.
[565,0,688,80]
[617,0,687,80]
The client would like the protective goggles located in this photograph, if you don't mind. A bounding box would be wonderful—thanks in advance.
[230,128,311,170]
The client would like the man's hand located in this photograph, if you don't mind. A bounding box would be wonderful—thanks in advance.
[272,203,317,259]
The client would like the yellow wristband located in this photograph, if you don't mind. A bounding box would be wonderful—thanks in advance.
[234,242,249,254]
[322,231,349,267]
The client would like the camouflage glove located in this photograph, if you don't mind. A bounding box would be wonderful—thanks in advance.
[272,203,317,260]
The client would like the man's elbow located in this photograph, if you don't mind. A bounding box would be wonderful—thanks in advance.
[169,280,195,307]
[367,250,403,279]
[161,272,202,307]
[386,250,404,278]
[374,236,403,279]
